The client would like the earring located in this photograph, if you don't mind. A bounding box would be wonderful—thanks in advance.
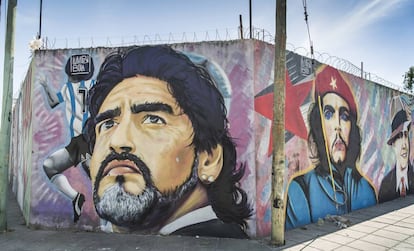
[200,174,215,184]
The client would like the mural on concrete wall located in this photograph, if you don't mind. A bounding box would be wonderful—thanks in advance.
[285,65,377,229]
[21,41,256,238]
[30,49,107,230]
[10,40,414,238]
[39,53,95,223]
[378,95,414,203]
[254,42,414,234]
[84,45,252,238]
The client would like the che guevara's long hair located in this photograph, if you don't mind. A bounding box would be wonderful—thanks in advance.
[84,45,252,228]
[307,95,362,182]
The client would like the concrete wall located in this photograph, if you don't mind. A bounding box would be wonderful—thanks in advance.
[9,40,413,238]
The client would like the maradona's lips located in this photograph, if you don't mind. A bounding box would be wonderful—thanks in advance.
[103,159,141,176]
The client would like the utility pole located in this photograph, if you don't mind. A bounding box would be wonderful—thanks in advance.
[271,0,286,246]
[0,0,17,232]
[249,0,252,39]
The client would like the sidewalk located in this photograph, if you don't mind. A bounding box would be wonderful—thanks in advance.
[1,187,414,251]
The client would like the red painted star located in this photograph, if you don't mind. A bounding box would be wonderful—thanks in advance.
[254,71,313,156]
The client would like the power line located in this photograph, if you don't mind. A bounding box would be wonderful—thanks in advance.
[302,0,339,209]
[302,0,315,68]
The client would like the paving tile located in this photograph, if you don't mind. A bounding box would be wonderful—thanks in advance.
[401,217,414,224]
[335,229,368,239]
[347,224,377,234]
[396,221,414,230]
[397,205,414,214]
[391,241,414,251]
[373,229,410,241]
[358,220,389,229]
[284,242,322,251]
[283,244,309,251]
[381,212,407,221]
[285,239,313,247]
[360,234,399,248]
[334,247,361,251]
[320,232,355,245]
[384,225,414,235]
[404,236,414,245]
[298,246,322,251]
[347,239,388,251]
[308,238,341,251]
[372,216,399,224]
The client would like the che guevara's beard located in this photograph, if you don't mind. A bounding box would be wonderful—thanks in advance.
[93,151,199,230]
[330,134,348,166]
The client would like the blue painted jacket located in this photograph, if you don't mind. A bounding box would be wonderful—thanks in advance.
[286,165,377,230]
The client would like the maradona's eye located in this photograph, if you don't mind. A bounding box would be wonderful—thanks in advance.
[143,114,166,125]
[98,119,117,132]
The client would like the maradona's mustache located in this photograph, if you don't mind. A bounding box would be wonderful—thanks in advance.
[102,159,142,177]
[94,151,154,189]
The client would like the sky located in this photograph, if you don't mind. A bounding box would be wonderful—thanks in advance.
[0,0,413,107]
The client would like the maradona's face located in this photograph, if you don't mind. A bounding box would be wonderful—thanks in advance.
[322,93,351,165]
[90,75,199,226]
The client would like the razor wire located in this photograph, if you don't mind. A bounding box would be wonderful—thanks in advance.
[38,27,401,92]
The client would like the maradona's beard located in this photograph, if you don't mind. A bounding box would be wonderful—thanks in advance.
[93,151,199,230]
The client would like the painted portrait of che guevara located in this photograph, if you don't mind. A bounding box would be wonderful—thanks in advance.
[83,45,252,238]
[286,65,377,229]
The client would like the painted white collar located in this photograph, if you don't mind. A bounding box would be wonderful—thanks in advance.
[159,205,218,235]
[396,165,409,193]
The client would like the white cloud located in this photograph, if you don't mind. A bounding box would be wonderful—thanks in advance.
[285,0,411,85]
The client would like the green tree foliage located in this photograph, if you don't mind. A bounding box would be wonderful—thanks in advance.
[403,66,414,93]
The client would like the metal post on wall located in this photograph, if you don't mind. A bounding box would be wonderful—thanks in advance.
[361,62,364,79]
[249,0,252,39]
[37,0,42,39]
[0,0,17,232]
[239,14,244,39]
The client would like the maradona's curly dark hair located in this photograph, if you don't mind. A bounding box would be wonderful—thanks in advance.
[84,45,252,228]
